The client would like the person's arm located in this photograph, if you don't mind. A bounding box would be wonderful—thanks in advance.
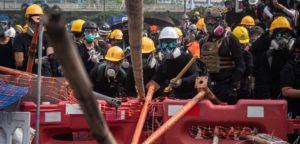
[13,35,24,68]
[14,52,24,67]
[282,87,300,98]
[263,6,273,19]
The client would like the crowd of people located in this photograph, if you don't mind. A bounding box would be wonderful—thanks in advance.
[0,0,300,127]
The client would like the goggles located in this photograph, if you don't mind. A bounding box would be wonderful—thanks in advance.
[160,42,177,49]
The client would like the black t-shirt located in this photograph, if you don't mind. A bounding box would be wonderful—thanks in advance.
[13,33,49,70]
[280,58,300,118]
[0,38,15,69]
[152,52,199,99]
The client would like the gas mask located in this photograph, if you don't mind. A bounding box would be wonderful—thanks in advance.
[159,41,181,61]
[206,19,225,37]
[142,53,157,69]
[4,27,16,38]
[270,38,295,50]
[106,61,122,78]
[0,21,8,32]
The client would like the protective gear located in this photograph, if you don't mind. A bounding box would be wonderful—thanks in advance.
[84,34,95,43]
[158,27,179,40]
[201,38,235,73]
[249,26,264,43]
[270,38,295,50]
[203,7,222,19]
[0,25,4,37]
[196,18,206,30]
[248,0,259,5]
[174,27,183,38]
[240,16,255,26]
[25,4,44,18]
[14,25,23,34]
[194,11,200,16]
[88,48,102,63]
[182,13,189,20]
[98,21,111,36]
[142,53,157,69]
[170,78,182,88]
[26,26,34,36]
[106,60,122,78]
[188,24,197,33]
[105,46,124,62]
[71,19,85,32]
[106,68,116,78]
[142,37,156,54]
[82,21,97,32]
[232,26,250,44]
[214,25,225,37]
[109,29,123,40]
[4,27,16,38]
[149,25,159,32]
[269,16,292,32]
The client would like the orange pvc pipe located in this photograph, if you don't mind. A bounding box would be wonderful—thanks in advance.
[131,84,156,144]
[0,66,34,77]
[143,90,206,144]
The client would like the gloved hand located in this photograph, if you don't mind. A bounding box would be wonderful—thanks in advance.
[170,78,182,88]
[88,49,102,63]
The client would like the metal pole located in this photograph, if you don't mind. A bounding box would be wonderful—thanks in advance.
[184,0,186,13]
[103,0,106,20]
[35,20,43,144]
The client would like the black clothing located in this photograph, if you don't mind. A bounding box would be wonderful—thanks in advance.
[280,56,300,118]
[238,50,254,99]
[225,10,244,28]
[13,32,51,76]
[0,38,15,69]
[207,34,246,104]
[77,43,102,73]
[89,63,127,98]
[152,52,199,99]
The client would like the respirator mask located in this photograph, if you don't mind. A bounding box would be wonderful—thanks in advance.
[106,61,122,78]
[159,41,181,61]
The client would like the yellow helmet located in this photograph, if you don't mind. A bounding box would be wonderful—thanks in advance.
[240,16,255,26]
[269,16,292,32]
[71,19,85,32]
[15,25,24,33]
[194,11,200,16]
[23,24,29,33]
[25,4,44,18]
[142,37,156,54]
[109,29,123,40]
[105,46,125,62]
[174,27,183,37]
[232,26,250,44]
[196,18,206,30]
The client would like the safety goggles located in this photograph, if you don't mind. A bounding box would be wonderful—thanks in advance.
[160,42,177,49]
[274,32,292,40]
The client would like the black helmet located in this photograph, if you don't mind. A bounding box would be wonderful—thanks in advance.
[82,21,97,31]
[99,21,111,31]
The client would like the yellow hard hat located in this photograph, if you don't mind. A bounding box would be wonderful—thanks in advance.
[15,25,24,33]
[232,26,250,44]
[23,24,29,33]
[194,11,200,16]
[269,16,292,32]
[105,46,125,62]
[25,4,44,18]
[142,37,156,54]
[196,18,206,30]
[174,27,183,37]
[240,16,255,26]
[71,19,85,32]
[109,29,123,40]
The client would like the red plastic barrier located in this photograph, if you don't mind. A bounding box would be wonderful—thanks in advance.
[161,99,288,144]
[20,98,142,144]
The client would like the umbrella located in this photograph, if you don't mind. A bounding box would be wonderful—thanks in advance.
[106,15,128,29]
[144,14,176,27]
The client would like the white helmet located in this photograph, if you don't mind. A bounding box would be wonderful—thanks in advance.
[248,0,259,5]
[158,27,179,40]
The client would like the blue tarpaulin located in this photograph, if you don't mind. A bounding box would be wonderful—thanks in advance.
[0,81,28,110]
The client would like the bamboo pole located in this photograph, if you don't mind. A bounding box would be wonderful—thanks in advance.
[26,22,39,73]
[44,9,116,144]
[0,66,34,77]
[125,0,145,100]
[143,90,206,144]
[131,83,155,144]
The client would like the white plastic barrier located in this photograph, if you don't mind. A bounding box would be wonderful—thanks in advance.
[0,112,31,144]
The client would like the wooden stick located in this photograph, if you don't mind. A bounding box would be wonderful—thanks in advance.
[164,55,197,93]
[26,22,39,73]
[143,90,206,144]
[125,0,145,100]
[131,83,155,144]
[0,66,34,77]
[44,9,116,144]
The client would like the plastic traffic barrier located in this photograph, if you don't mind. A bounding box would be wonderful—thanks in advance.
[20,98,142,144]
[160,99,288,144]
[0,111,31,144]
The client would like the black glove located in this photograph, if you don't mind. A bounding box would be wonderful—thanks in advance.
[228,87,238,105]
